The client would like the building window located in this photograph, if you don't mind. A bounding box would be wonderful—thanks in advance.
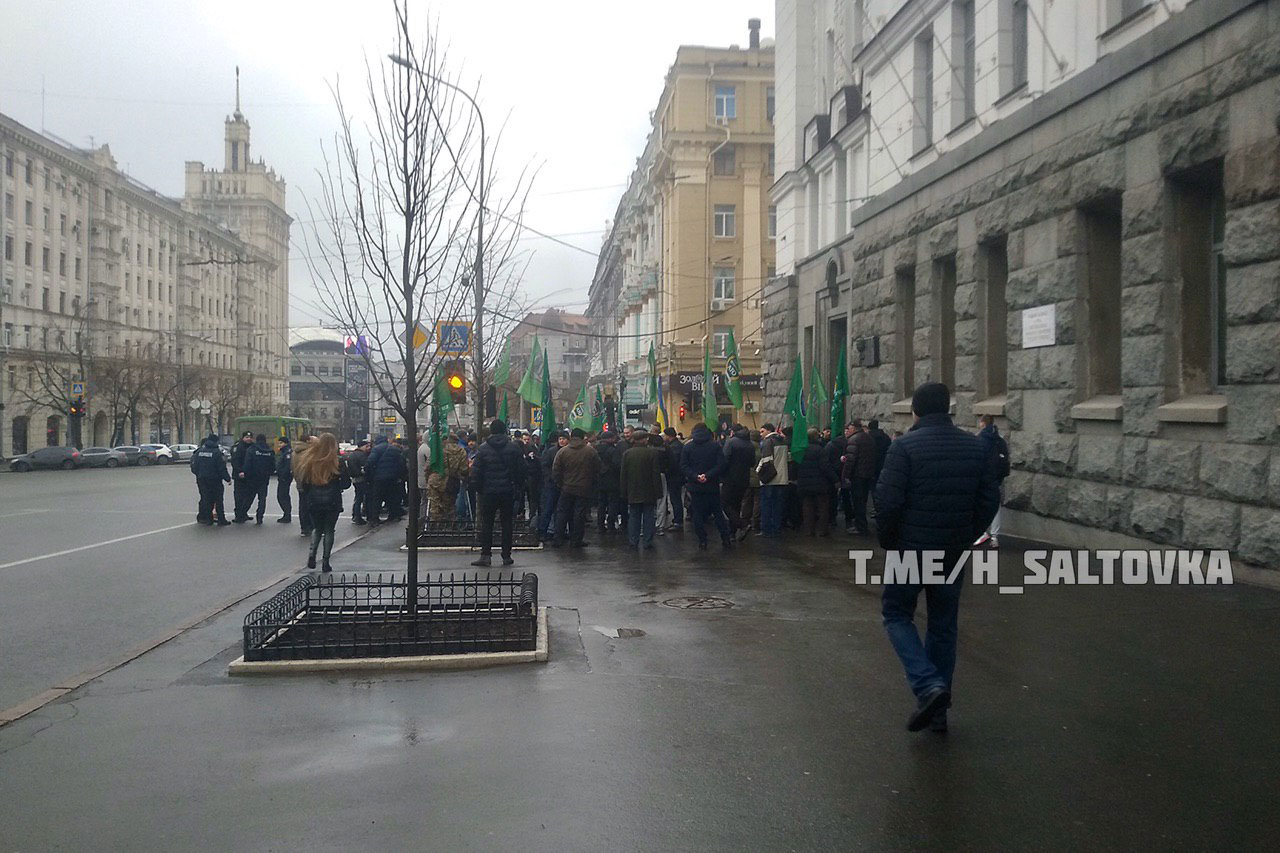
[952,1,976,126]
[768,146,775,175]
[25,200,33,225]
[3,153,11,176]
[896,267,916,398]
[766,86,775,122]
[43,208,50,230]
[60,214,66,235]
[42,248,50,272]
[912,28,934,151]
[59,291,66,314]
[713,326,733,357]
[41,288,49,311]
[934,255,957,389]
[24,242,32,266]
[1171,164,1227,391]
[713,205,736,238]
[713,145,736,176]
[714,84,736,121]
[1079,200,1123,397]
[3,193,11,218]
[713,267,736,302]
[24,158,33,185]
[3,236,11,261]
[1000,0,1030,95]
[768,205,778,239]
[291,364,302,376]
[75,257,81,280]
[1108,0,1153,28]
[58,252,66,276]
[980,239,1009,399]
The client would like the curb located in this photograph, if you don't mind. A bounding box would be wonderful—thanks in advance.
[227,606,549,675]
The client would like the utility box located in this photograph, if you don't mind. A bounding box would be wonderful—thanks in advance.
[855,336,880,368]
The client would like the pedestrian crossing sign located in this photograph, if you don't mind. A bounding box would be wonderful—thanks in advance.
[70,381,85,396]
[531,406,542,426]
[435,322,472,356]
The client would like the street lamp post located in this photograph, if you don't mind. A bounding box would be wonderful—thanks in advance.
[388,53,486,435]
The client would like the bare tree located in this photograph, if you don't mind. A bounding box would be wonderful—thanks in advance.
[302,2,534,600]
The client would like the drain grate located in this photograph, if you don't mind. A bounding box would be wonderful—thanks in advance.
[661,596,733,610]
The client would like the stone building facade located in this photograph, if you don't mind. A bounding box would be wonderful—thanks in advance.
[767,0,1280,576]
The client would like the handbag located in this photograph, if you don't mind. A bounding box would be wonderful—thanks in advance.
[756,455,778,485]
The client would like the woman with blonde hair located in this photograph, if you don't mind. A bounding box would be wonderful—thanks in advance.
[292,432,351,571]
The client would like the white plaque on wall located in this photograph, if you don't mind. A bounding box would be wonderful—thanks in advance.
[1022,304,1056,349]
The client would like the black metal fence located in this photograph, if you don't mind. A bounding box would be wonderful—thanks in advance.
[243,572,539,661]
[415,517,541,550]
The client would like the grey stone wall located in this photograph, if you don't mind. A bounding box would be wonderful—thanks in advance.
[769,2,1280,567]
[761,273,799,421]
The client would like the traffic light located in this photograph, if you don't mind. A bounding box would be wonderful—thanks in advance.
[678,403,687,421]
[69,396,85,418]
[446,363,467,404]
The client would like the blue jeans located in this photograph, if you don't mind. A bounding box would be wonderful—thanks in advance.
[760,486,786,537]
[627,502,655,546]
[538,483,560,538]
[881,561,964,701]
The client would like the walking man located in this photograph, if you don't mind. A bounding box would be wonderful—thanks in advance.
[275,437,294,523]
[190,433,231,526]
[873,382,1000,733]
[470,420,526,567]
[842,419,876,536]
[345,439,370,525]
[975,414,1011,548]
[721,424,754,541]
[662,428,685,530]
[551,428,600,547]
[620,427,664,550]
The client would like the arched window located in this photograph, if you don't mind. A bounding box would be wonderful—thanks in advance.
[11,416,29,455]
[46,415,61,447]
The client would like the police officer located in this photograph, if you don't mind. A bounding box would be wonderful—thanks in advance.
[275,436,294,523]
[239,434,277,525]
[229,430,255,522]
[190,434,232,525]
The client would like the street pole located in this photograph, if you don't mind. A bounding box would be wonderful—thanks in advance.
[388,53,486,436]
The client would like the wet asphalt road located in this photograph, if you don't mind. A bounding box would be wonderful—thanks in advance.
[0,520,1277,850]
[0,465,369,711]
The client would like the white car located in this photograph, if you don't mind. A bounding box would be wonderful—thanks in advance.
[169,443,198,461]
[139,443,175,464]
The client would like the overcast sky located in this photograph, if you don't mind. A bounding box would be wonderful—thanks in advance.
[0,0,774,329]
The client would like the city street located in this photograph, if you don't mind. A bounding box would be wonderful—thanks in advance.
[0,466,366,712]
[0,524,1277,849]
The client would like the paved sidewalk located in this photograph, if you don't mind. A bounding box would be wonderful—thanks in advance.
[1,528,1277,850]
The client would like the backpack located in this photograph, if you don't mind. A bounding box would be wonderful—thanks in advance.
[993,434,1011,480]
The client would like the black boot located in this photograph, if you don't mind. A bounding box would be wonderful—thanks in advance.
[306,552,317,570]
[276,516,291,523]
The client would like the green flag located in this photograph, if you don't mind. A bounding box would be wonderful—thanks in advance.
[494,339,511,387]
[498,391,508,423]
[782,355,804,420]
[516,335,543,405]
[432,370,454,420]
[830,342,848,433]
[702,342,718,428]
[539,351,557,439]
[429,410,445,475]
[646,342,658,405]
[592,386,606,432]
[808,361,828,428]
[790,410,810,457]
[569,385,593,432]
[724,328,743,409]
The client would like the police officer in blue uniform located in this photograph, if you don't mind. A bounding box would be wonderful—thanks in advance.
[190,434,232,525]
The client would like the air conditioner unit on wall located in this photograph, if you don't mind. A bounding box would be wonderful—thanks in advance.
[710,298,730,312]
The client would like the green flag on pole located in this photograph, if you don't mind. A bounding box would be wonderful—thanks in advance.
[517,335,543,405]
[724,328,743,409]
[808,361,828,428]
[592,386,606,432]
[702,342,718,428]
[432,370,455,420]
[569,385,593,432]
[646,342,658,405]
[790,408,810,457]
[498,391,508,423]
[830,342,848,433]
[782,356,805,421]
[429,411,445,475]
[494,339,511,387]
[539,351,557,440]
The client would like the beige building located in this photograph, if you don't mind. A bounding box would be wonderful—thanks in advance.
[0,84,289,457]
[588,20,775,428]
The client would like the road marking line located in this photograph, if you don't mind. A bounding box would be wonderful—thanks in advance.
[0,509,51,519]
[0,522,192,570]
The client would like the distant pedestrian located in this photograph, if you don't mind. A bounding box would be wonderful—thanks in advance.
[680,422,732,550]
[537,431,569,542]
[469,420,526,567]
[275,437,294,523]
[873,382,999,733]
[229,430,255,522]
[975,414,1011,548]
[662,428,685,530]
[294,432,351,572]
[721,424,754,541]
[366,435,405,526]
[842,419,876,536]
[240,434,276,525]
[295,434,315,537]
[595,431,625,533]
[190,433,231,525]
[345,439,371,525]
[796,428,836,536]
[757,423,789,538]
[620,427,664,549]
[868,418,891,480]
[551,428,600,547]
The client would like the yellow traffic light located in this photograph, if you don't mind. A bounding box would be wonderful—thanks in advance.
[447,374,464,390]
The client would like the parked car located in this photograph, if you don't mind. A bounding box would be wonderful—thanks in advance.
[80,447,128,468]
[112,445,159,466]
[140,443,175,464]
[9,446,84,472]
[169,444,198,461]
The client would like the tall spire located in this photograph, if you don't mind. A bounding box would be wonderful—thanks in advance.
[234,66,243,120]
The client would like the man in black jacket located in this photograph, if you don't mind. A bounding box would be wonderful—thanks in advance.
[721,425,754,540]
[275,437,294,523]
[345,440,371,525]
[662,428,685,530]
[536,431,567,542]
[229,430,255,522]
[470,420,526,567]
[873,383,1000,734]
[594,431,625,532]
[241,434,277,524]
[680,423,732,550]
[190,434,232,525]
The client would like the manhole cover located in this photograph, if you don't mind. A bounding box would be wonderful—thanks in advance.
[661,596,733,610]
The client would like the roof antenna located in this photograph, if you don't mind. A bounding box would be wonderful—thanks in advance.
[234,66,243,120]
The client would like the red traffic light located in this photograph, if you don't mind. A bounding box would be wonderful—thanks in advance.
[678,404,687,421]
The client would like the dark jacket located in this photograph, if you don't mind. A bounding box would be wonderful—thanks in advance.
[523,443,543,487]
[345,448,368,482]
[366,439,405,482]
[540,442,561,482]
[869,427,891,478]
[552,437,601,497]
[795,444,836,494]
[245,439,276,481]
[595,437,623,494]
[191,437,230,482]
[663,437,685,484]
[620,443,665,504]
[229,438,253,476]
[843,430,877,481]
[680,424,726,493]
[823,435,845,485]
[298,463,352,514]
[872,413,1000,551]
[276,444,293,480]
[978,423,1010,481]
[722,427,755,489]
[471,433,526,497]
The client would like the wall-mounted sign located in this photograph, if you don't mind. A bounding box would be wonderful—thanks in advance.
[1022,304,1056,349]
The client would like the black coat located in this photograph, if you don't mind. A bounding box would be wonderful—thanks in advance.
[540,442,560,480]
[190,437,230,481]
[276,444,293,479]
[366,440,405,482]
[870,428,891,478]
[299,465,352,514]
[795,444,836,494]
[229,439,253,476]
[722,428,755,489]
[471,433,526,497]
[664,438,685,484]
[872,413,1000,551]
[244,440,276,481]
[595,439,623,493]
[680,425,726,493]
